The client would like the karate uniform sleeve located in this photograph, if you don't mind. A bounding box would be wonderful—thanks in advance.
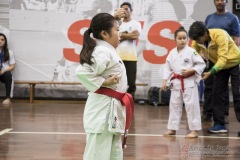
[75,50,110,92]
[162,53,173,80]
[191,50,206,75]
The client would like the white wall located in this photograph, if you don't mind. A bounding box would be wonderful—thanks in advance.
[0,0,236,99]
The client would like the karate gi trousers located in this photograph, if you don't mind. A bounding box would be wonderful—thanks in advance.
[167,85,201,131]
[83,124,123,160]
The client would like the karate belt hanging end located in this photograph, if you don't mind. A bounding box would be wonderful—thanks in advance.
[122,129,128,149]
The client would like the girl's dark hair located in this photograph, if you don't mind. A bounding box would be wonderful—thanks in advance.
[188,21,209,40]
[80,13,116,65]
[174,26,187,39]
[0,33,9,62]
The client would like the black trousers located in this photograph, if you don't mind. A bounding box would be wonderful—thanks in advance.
[0,71,13,98]
[212,65,240,125]
[123,61,137,98]
[203,61,230,116]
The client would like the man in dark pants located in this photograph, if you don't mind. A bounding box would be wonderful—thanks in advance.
[116,2,141,99]
[122,61,136,96]
[202,0,240,123]
[189,21,240,135]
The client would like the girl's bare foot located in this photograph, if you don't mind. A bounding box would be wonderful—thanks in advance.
[2,98,11,105]
[163,130,176,136]
[185,131,198,138]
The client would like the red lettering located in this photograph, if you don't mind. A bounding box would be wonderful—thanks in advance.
[63,20,90,62]
[64,20,185,64]
[143,21,181,64]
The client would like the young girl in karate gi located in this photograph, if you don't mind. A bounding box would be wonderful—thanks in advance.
[162,27,205,138]
[75,13,131,160]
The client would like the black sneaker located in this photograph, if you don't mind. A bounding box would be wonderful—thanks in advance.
[208,124,228,133]
[238,130,240,137]
[201,114,212,122]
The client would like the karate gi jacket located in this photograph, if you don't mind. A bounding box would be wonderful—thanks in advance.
[163,45,206,90]
[75,40,128,134]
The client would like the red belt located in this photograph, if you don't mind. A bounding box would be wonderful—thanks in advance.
[95,87,134,149]
[170,73,195,92]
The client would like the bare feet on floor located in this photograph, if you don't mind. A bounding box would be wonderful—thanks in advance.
[163,130,176,136]
[2,98,11,105]
[185,131,198,138]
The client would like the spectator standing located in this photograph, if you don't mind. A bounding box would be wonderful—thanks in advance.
[116,2,141,99]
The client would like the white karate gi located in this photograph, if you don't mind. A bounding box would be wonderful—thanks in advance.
[163,45,206,131]
[75,40,128,160]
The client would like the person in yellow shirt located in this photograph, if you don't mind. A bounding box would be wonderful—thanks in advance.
[189,21,240,135]
[202,0,240,123]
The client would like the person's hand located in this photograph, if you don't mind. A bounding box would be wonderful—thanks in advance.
[114,8,126,19]
[119,31,128,42]
[161,80,167,91]
[202,71,211,80]
[0,69,5,75]
[182,69,195,77]
[103,74,119,86]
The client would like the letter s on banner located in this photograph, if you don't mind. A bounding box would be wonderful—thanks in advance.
[143,21,181,64]
[63,20,90,62]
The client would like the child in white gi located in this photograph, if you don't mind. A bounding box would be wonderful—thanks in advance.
[75,13,130,160]
[162,27,205,138]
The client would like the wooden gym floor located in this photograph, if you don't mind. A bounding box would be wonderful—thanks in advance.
[0,100,240,160]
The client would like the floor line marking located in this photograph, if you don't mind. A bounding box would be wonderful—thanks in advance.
[8,131,240,139]
[128,133,240,139]
[0,128,13,136]
[9,131,86,135]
